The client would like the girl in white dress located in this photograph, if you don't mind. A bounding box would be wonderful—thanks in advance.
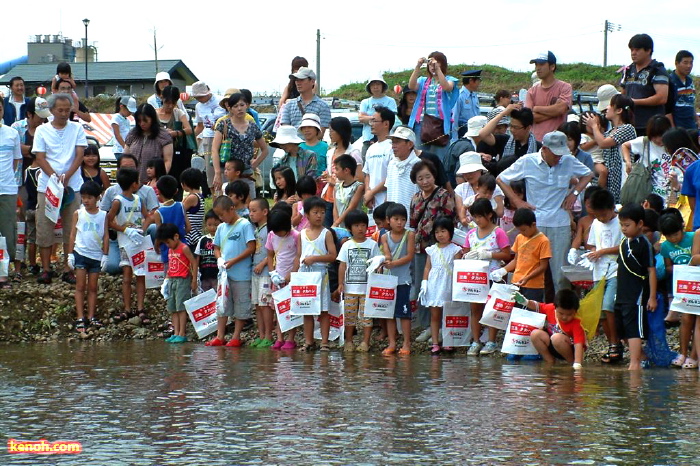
[418,217,462,354]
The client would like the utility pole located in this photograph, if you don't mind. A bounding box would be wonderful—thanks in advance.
[603,20,622,67]
[150,28,164,74]
[316,29,321,95]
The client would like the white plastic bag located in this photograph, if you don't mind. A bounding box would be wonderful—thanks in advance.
[44,174,64,223]
[363,273,398,319]
[54,217,63,240]
[501,307,546,355]
[145,250,165,289]
[15,222,25,262]
[452,259,490,303]
[289,271,323,316]
[442,301,471,347]
[125,236,153,276]
[272,285,303,332]
[184,289,218,339]
[313,299,344,342]
[480,283,519,330]
[215,269,229,317]
[671,264,700,315]
[0,237,8,278]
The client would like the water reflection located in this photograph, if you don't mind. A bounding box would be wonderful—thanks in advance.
[0,342,699,464]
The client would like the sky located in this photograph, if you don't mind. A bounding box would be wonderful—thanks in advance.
[2,0,700,96]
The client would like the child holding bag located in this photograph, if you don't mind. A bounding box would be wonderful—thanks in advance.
[418,216,462,354]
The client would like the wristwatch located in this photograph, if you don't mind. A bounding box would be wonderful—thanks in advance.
[572,189,580,196]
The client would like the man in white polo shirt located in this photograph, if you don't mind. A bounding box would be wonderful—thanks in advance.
[0,98,23,288]
[192,81,226,190]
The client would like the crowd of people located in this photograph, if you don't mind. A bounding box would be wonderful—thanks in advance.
[1,33,700,371]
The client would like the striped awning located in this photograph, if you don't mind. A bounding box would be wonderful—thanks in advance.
[79,113,134,146]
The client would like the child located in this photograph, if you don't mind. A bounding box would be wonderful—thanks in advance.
[568,185,602,266]
[272,166,298,204]
[107,167,149,323]
[500,180,525,246]
[371,201,394,243]
[112,96,137,160]
[221,158,244,194]
[148,175,191,269]
[584,189,623,363]
[194,210,220,292]
[207,196,256,347]
[512,289,586,368]
[24,155,41,275]
[659,213,696,368]
[418,216,463,354]
[643,193,664,214]
[491,208,552,303]
[225,179,250,219]
[181,168,205,247]
[299,196,337,351]
[615,203,657,371]
[157,223,198,343]
[299,114,329,174]
[292,175,317,231]
[51,61,75,92]
[146,159,166,191]
[67,181,110,332]
[337,210,380,352]
[332,154,365,228]
[249,198,274,348]
[579,111,606,186]
[80,145,110,192]
[380,203,415,355]
[463,199,511,356]
[462,174,503,229]
[266,207,301,350]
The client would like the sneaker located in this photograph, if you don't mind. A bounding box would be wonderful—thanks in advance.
[506,354,523,362]
[480,341,498,355]
[281,341,297,350]
[416,328,432,342]
[356,342,370,352]
[29,265,40,276]
[37,271,52,285]
[61,271,76,285]
[257,338,273,348]
[271,340,284,350]
[165,335,177,343]
[172,336,188,343]
[226,339,242,347]
[250,338,263,348]
[467,342,483,356]
[430,344,441,355]
[205,337,227,347]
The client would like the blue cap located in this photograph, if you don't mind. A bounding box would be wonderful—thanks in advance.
[460,69,482,78]
[530,51,556,65]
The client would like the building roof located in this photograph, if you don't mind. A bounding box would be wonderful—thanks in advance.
[0,59,198,85]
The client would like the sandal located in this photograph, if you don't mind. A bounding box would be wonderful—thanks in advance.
[137,311,151,325]
[111,311,129,323]
[671,354,686,367]
[90,318,103,328]
[0,281,11,290]
[601,344,624,364]
[381,347,396,356]
[319,344,331,352]
[300,343,317,352]
[682,357,698,369]
[12,272,22,283]
[430,344,441,355]
[75,318,88,332]
[398,348,411,356]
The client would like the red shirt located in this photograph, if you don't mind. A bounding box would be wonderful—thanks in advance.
[168,242,191,278]
[539,303,586,346]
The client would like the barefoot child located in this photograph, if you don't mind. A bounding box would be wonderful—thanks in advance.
[380,203,415,355]
[158,223,198,343]
[249,198,274,348]
[512,288,586,368]
[67,181,109,332]
[299,196,337,351]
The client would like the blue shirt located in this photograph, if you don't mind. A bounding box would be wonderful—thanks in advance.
[407,76,460,140]
[682,159,700,229]
[670,72,697,130]
[158,202,187,262]
[359,95,398,141]
[214,218,255,281]
[451,87,480,135]
[574,149,594,171]
[660,232,695,264]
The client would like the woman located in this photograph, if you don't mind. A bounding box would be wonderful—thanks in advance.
[157,86,194,188]
[409,160,456,333]
[583,94,636,203]
[321,116,363,226]
[123,103,173,184]
[212,93,269,195]
[621,114,673,203]
[279,56,309,106]
[147,71,187,112]
[407,52,459,163]
[397,87,417,126]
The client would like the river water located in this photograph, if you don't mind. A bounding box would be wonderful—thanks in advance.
[1,342,699,465]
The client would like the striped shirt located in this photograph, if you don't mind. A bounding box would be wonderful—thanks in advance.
[386,152,420,212]
[185,192,204,247]
[280,95,331,129]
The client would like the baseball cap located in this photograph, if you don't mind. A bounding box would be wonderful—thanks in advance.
[290,67,316,80]
[119,96,137,113]
[596,84,620,112]
[542,131,570,156]
[33,97,51,119]
[530,51,557,65]
[388,126,416,144]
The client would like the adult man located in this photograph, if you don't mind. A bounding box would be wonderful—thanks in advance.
[32,94,86,285]
[192,81,226,189]
[55,78,92,123]
[620,34,669,136]
[479,105,541,175]
[669,50,699,130]
[0,99,23,288]
[280,67,331,135]
[11,97,50,172]
[363,106,395,210]
[497,131,593,292]
[3,77,30,126]
[525,52,572,142]
[386,126,421,212]
[358,77,397,157]
[451,70,482,139]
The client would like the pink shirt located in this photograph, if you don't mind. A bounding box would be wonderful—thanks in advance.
[465,226,510,273]
[265,229,300,278]
[525,79,572,141]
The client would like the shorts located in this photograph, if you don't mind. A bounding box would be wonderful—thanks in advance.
[73,251,101,274]
[200,276,217,292]
[25,210,37,245]
[343,293,371,328]
[548,340,568,360]
[614,301,648,340]
[394,284,411,319]
[36,193,80,248]
[166,277,193,312]
[600,277,617,312]
[119,247,131,268]
[518,287,544,307]
[222,279,252,320]
[252,274,272,306]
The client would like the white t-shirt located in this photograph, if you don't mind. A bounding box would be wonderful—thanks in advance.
[32,121,87,193]
[100,184,159,213]
[454,182,504,202]
[587,216,622,281]
[338,237,380,295]
[627,136,672,200]
[0,125,22,195]
[362,139,393,206]
[12,100,24,122]
[195,95,227,139]
[111,113,131,154]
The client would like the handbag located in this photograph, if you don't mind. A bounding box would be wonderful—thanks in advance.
[418,77,449,147]
[620,137,652,205]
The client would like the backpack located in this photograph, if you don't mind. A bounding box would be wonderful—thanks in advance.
[445,137,475,180]
[619,137,652,206]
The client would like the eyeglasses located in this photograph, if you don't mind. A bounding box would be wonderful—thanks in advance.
[508,124,525,130]
[369,119,383,125]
